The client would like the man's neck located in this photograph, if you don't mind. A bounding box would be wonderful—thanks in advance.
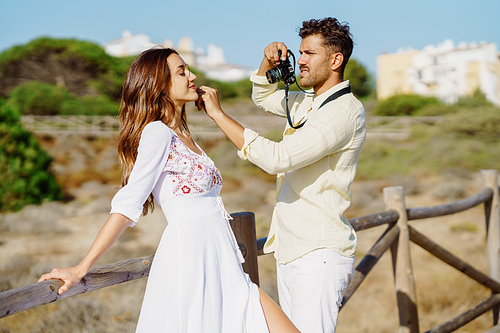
[314,74,343,96]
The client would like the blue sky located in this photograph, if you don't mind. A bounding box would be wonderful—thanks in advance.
[1,0,499,76]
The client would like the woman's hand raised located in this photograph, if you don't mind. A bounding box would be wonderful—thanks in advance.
[195,85,245,150]
[195,86,224,120]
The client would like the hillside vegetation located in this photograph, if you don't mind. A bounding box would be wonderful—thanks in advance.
[0,37,134,116]
[0,37,374,116]
[0,98,63,211]
[359,91,500,180]
[0,37,255,116]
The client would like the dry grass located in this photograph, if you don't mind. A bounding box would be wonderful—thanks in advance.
[336,173,493,333]
[0,129,497,332]
[1,281,146,332]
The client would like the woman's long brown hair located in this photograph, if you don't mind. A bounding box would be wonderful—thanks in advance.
[117,47,190,216]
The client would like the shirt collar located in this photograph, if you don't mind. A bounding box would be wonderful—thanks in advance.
[311,80,350,108]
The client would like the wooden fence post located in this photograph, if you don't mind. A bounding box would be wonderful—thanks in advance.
[482,169,500,325]
[384,186,420,333]
[229,212,260,286]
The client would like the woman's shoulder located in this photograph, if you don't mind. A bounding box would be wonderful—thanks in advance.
[142,121,173,139]
[139,121,173,149]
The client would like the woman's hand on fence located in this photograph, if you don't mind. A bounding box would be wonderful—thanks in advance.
[37,214,131,295]
[38,266,86,295]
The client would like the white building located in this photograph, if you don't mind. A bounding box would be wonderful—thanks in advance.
[103,30,253,82]
[195,43,253,81]
[377,39,500,105]
[103,30,159,58]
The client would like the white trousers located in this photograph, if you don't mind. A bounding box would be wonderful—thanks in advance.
[276,248,354,333]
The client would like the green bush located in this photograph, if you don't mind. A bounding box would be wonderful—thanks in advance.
[442,106,500,140]
[415,89,492,116]
[7,80,119,116]
[8,81,76,115]
[0,37,134,102]
[0,37,112,74]
[0,97,20,123]
[373,94,442,116]
[60,94,118,116]
[413,104,459,116]
[91,55,135,100]
[344,58,372,98]
[455,89,492,108]
[0,100,63,212]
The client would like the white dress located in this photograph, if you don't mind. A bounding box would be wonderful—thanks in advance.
[110,121,269,333]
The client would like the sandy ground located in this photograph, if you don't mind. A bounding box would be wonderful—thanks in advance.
[0,110,497,332]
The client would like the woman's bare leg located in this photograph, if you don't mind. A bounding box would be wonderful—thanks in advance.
[259,287,300,333]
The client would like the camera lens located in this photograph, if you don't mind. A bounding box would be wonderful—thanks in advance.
[265,56,295,85]
[266,67,284,84]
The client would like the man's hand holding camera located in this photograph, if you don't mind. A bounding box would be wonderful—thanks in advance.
[258,41,289,76]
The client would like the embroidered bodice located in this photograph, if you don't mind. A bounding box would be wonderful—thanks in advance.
[164,134,223,196]
[110,121,224,225]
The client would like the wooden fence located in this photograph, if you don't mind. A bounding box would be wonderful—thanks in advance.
[20,115,442,140]
[20,115,121,136]
[19,115,286,139]
[1,169,499,333]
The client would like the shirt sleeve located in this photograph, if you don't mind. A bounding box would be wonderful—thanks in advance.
[110,122,172,226]
[250,71,302,118]
[238,101,358,175]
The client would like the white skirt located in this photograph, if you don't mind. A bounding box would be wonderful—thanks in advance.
[135,190,269,332]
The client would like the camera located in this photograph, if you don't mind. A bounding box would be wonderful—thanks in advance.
[266,50,296,85]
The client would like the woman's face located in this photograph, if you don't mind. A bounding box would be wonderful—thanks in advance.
[167,54,198,106]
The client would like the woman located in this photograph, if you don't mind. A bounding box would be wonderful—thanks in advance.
[39,47,298,333]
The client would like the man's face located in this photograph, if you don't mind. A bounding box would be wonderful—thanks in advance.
[297,35,332,89]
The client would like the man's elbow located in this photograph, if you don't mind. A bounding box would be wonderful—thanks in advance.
[257,162,290,175]
[251,94,263,109]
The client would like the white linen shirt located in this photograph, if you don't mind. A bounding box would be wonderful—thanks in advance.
[238,71,366,264]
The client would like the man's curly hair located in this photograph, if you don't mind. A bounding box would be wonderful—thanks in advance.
[298,17,353,73]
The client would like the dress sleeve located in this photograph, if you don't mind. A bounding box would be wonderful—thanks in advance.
[110,122,172,226]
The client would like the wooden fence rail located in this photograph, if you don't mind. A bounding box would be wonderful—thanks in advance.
[20,115,442,140]
[0,255,154,318]
[1,169,499,333]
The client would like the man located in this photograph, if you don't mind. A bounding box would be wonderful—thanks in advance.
[197,17,366,333]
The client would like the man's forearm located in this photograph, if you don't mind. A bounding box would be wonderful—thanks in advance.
[257,56,273,77]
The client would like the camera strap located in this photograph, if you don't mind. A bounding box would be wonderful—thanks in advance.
[286,85,352,130]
